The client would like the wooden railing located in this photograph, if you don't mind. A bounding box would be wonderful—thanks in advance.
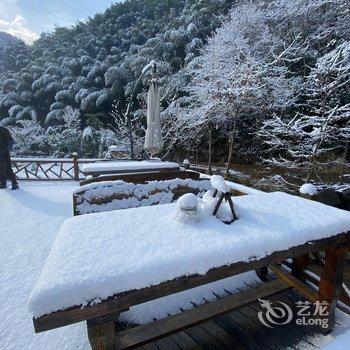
[11,155,109,181]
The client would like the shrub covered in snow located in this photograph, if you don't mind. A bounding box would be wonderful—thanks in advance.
[299,183,317,196]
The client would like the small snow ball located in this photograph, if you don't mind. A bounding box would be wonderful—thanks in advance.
[183,159,190,169]
[175,193,199,224]
[299,183,317,196]
[210,175,229,193]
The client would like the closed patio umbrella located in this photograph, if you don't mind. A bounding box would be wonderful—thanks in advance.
[144,62,163,156]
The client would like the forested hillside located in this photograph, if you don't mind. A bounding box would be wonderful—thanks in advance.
[0,32,27,74]
[0,0,234,156]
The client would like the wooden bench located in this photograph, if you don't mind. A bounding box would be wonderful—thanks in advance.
[81,160,180,178]
[79,169,200,186]
[73,171,212,216]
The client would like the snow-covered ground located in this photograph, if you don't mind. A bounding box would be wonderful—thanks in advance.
[0,182,89,349]
[0,181,349,349]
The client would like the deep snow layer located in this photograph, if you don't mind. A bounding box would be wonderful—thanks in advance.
[0,182,89,350]
[1,181,349,349]
[82,159,179,173]
[29,191,350,318]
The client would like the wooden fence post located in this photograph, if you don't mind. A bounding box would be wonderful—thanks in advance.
[72,153,79,181]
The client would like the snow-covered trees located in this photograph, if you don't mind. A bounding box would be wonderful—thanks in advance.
[258,109,339,181]
[258,17,350,182]
[9,106,118,157]
[171,1,297,168]
[163,0,349,176]
[10,120,47,156]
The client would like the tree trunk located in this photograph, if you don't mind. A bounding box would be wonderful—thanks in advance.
[225,137,234,176]
[225,114,237,176]
[126,112,134,160]
[208,127,213,175]
[340,141,349,185]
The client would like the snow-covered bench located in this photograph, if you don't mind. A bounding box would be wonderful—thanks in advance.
[82,160,180,177]
[30,192,350,349]
[73,177,213,216]
[79,167,199,186]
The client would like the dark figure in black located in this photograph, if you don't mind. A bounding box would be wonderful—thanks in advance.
[0,126,18,190]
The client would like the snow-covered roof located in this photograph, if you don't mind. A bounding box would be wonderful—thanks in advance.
[28,191,350,318]
[82,160,179,173]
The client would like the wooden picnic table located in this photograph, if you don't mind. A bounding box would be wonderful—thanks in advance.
[30,192,350,349]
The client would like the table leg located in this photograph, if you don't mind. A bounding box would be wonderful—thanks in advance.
[87,314,118,350]
[255,266,269,282]
[291,254,310,281]
[319,246,347,333]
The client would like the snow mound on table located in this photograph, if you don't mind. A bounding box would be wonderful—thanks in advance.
[177,193,198,209]
[174,193,200,223]
[211,175,229,193]
[28,192,350,318]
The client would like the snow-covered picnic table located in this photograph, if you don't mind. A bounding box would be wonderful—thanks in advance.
[82,159,179,176]
[30,191,350,349]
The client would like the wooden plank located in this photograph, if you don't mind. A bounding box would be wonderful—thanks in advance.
[33,233,349,333]
[116,280,288,349]
[225,286,297,350]
[213,314,262,350]
[189,301,246,350]
[165,327,202,350]
[79,170,200,186]
[116,322,159,350]
[181,324,221,350]
[198,319,245,349]
[152,336,181,350]
[245,287,319,349]
[226,309,280,350]
[207,293,271,350]
[268,264,319,302]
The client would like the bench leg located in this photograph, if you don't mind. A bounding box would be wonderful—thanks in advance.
[291,254,310,281]
[87,315,118,350]
[319,246,347,333]
[255,266,269,282]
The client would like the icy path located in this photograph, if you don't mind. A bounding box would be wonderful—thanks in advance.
[0,182,88,349]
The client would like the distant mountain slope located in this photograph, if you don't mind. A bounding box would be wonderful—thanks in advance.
[0,0,235,126]
[0,32,26,73]
[0,31,16,47]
